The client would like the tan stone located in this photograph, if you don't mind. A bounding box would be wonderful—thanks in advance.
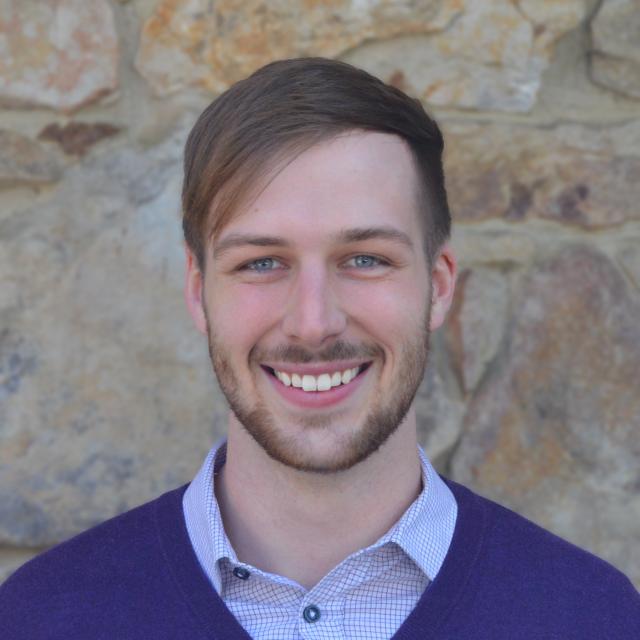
[0,0,118,112]
[443,121,640,228]
[135,0,448,95]
[590,0,640,99]
[450,228,537,267]
[136,0,582,111]
[0,129,63,186]
[418,0,584,111]
[452,245,640,587]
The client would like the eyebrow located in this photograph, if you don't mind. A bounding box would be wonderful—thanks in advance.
[213,226,415,260]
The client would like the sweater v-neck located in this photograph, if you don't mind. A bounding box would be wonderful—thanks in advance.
[155,478,486,640]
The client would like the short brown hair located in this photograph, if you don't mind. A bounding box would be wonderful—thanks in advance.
[182,57,451,270]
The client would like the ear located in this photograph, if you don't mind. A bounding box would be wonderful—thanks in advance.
[429,244,457,332]
[184,244,208,335]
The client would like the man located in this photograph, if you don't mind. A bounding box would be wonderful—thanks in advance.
[1,58,638,639]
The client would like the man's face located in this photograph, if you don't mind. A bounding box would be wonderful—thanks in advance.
[186,131,454,473]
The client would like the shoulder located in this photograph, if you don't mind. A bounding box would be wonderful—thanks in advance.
[443,479,640,637]
[0,484,189,639]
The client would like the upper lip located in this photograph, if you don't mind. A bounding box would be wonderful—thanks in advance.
[261,360,371,376]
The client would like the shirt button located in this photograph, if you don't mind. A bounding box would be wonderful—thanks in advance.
[232,566,250,580]
[303,605,321,623]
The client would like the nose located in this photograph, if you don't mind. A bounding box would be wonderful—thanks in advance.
[281,265,347,347]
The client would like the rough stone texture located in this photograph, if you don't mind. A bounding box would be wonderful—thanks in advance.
[444,121,640,228]
[415,337,464,473]
[0,130,63,186]
[349,0,585,112]
[0,124,227,546]
[38,122,121,157]
[135,0,454,96]
[450,227,537,268]
[618,242,640,290]
[0,0,119,112]
[452,245,640,587]
[136,0,583,112]
[590,0,640,99]
[444,267,510,395]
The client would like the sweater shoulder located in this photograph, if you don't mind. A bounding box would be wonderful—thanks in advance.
[0,484,191,638]
[479,487,628,581]
[2,486,178,584]
[444,480,640,637]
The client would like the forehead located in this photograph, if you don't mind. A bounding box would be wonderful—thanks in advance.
[214,131,423,250]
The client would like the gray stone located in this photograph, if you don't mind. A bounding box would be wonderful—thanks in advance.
[452,245,640,587]
[0,124,227,546]
[618,242,640,290]
[415,337,464,473]
[591,53,640,100]
[590,0,640,99]
[444,267,510,394]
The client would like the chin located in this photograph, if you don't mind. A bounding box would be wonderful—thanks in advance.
[234,401,406,475]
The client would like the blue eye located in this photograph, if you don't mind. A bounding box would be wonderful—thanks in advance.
[349,255,384,268]
[244,257,281,272]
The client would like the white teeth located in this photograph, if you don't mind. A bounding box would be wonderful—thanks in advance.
[279,372,291,386]
[272,365,365,392]
[316,373,332,391]
[302,375,317,392]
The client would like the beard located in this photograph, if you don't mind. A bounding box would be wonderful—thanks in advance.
[205,306,431,474]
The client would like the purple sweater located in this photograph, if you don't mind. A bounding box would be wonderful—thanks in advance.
[1,478,639,639]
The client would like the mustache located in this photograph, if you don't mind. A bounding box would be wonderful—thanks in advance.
[252,340,383,364]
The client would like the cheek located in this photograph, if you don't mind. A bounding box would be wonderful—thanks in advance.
[341,279,427,342]
[208,285,285,351]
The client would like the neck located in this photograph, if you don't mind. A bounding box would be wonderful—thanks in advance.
[215,410,422,590]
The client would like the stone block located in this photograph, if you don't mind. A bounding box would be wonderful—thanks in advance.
[452,245,640,586]
[0,124,227,546]
[135,0,583,112]
[415,338,464,473]
[0,130,63,186]
[444,267,510,394]
[444,121,640,228]
[590,0,640,99]
[0,0,118,112]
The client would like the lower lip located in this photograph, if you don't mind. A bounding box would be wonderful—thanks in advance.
[263,366,370,409]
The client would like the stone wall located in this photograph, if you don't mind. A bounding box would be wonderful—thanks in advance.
[1,0,639,588]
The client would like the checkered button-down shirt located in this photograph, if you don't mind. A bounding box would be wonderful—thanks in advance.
[183,440,457,639]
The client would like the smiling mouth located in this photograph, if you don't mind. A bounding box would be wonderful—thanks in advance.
[261,362,372,393]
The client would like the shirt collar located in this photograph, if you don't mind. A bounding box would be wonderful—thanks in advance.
[183,438,457,592]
